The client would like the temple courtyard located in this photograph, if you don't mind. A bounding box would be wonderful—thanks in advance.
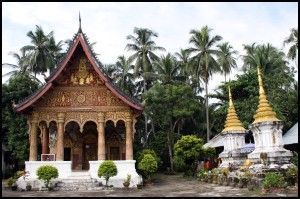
[2,173,298,197]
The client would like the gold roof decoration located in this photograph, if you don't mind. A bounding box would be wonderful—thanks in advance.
[222,85,246,133]
[252,66,280,124]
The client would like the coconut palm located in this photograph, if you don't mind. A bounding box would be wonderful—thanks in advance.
[153,53,184,85]
[126,27,166,92]
[21,25,54,77]
[114,55,136,96]
[48,35,64,72]
[126,27,165,147]
[187,25,222,142]
[216,42,238,82]
[2,49,30,77]
[283,28,298,62]
[242,43,287,75]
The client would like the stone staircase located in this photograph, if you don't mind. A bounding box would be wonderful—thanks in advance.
[54,171,102,191]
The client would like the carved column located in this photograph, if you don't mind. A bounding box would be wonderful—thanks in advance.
[29,114,38,161]
[40,123,49,155]
[56,113,65,161]
[125,116,133,160]
[97,113,105,160]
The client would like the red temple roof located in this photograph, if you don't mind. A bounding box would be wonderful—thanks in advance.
[14,31,143,113]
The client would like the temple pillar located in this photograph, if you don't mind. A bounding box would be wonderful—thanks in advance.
[125,117,133,160]
[40,124,49,154]
[29,114,38,161]
[56,113,65,161]
[97,113,105,160]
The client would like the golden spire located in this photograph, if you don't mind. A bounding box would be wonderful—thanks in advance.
[222,86,245,132]
[253,66,279,124]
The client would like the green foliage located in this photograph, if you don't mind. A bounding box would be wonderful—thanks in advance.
[6,177,17,188]
[98,160,118,186]
[138,154,158,180]
[291,152,298,167]
[203,147,216,158]
[36,165,58,188]
[2,73,40,162]
[262,172,285,190]
[285,166,298,186]
[137,149,160,167]
[173,135,205,176]
[197,168,208,180]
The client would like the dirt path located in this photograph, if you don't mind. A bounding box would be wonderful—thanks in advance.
[2,173,298,197]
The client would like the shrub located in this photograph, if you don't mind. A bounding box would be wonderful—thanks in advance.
[98,160,118,186]
[291,152,298,167]
[6,177,16,188]
[138,154,158,180]
[203,147,216,159]
[262,172,285,190]
[285,166,298,186]
[173,155,187,172]
[173,135,204,176]
[221,168,230,177]
[197,168,208,180]
[36,165,58,189]
[137,149,160,167]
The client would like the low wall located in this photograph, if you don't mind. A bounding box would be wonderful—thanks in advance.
[89,160,143,187]
[25,161,72,179]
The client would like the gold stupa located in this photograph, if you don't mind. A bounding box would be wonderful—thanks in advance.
[252,66,280,124]
[222,86,246,132]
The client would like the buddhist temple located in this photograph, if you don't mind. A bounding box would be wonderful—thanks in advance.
[14,20,143,188]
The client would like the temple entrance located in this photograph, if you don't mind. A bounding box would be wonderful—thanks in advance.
[82,121,98,170]
[105,120,126,160]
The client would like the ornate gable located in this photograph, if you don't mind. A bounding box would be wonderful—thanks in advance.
[14,31,143,113]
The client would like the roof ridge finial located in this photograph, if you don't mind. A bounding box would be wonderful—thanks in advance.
[78,11,82,33]
[252,65,279,124]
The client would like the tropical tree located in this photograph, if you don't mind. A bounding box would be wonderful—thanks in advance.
[2,49,31,77]
[153,53,184,84]
[187,25,222,142]
[126,27,165,147]
[114,55,136,96]
[126,27,166,92]
[242,43,288,75]
[144,83,199,172]
[48,35,64,72]
[21,25,63,77]
[283,28,298,64]
[216,42,238,82]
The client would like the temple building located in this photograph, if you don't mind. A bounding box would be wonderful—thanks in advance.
[14,23,143,188]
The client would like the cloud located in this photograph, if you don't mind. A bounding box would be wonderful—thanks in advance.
[2,2,298,97]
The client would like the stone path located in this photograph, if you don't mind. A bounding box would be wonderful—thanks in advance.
[2,173,298,197]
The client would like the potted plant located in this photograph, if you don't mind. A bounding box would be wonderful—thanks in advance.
[123,174,131,188]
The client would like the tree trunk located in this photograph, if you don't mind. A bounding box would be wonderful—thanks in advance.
[224,73,227,83]
[143,79,148,148]
[205,53,210,142]
[166,130,174,172]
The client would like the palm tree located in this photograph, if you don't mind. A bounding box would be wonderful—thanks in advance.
[126,27,165,147]
[216,42,238,82]
[242,43,287,75]
[153,53,184,84]
[187,25,222,142]
[126,27,166,92]
[114,55,136,96]
[2,49,30,77]
[48,35,64,72]
[21,25,54,77]
[2,49,42,84]
[283,28,298,67]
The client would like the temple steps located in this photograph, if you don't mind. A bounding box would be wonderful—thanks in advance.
[54,171,102,191]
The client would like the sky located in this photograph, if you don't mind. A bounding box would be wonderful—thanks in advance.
[2,2,298,101]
